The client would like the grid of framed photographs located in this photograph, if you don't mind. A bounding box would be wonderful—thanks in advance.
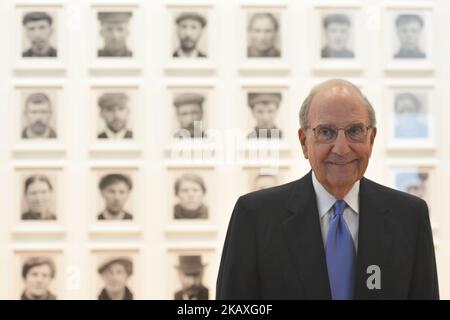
[0,0,449,299]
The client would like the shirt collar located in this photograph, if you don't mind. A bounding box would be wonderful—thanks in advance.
[104,127,128,139]
[311,170,360,218]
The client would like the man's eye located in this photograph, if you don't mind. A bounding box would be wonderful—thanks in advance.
[319,128,334,137]
[349,126,363,135]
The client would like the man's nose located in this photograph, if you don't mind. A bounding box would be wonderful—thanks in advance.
[332,130,351,155]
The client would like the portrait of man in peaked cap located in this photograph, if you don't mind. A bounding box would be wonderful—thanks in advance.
[97,11,133,57]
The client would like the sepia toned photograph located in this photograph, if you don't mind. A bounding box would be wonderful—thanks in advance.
[246,92,283,139]
[21,11,58,58]
[16,253,60,300]
[97,11,133,58]
[96,91,133,140]
[249,169,283,192]
[96,171,134,221]
[173,173,209,220]
[320,12,354,59]
[172,11,208,59]
[20,90,57,140]
[169,252,213,300]
[94,252,136,300]
[172,92,207,139]
[20,172,58,221]
[246,11,281,58]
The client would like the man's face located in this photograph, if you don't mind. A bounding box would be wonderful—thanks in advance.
[325,22,350,51]
[24,20,53,49]
[177,19,203,52]
[101,263,129,293]
[179,270,203,291]
[251,101,278,128]
[177,180,204,211]
[248,16,277,52]
[298,85,377,196]
[397,21,422,50]
[100,22,129,50]
[24,264,53,297]
[25,181,52,214]
[101,104,129,133]
[25,101,52,135]
[176,104,203,130]
[101,182,130,215]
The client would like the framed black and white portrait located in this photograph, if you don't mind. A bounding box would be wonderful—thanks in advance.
[169,87,211,141]
[91,168,137,223]
[90,84,140,150]
[166,3,215,72]
[386,83,435,149]
[240,4,287,72]
[169,170,212,222]
[92,249,138,300]
[12,82,65,152]
[14,249,62,300]
[385,4,433,71]
[14,3,65,70]
[313,3,362,71]
[167,248,215,300]
[247,167,286,192]
[90,3,141,70]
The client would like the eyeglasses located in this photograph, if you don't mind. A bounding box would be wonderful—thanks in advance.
[309,123,372,144]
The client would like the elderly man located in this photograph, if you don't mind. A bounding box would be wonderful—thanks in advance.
[22,12,57,58]
[22,93,57,139]
[247,13,280,58]
[97,93,133,139]
[173,12,207,58]
[98,12,133,57]
[217,79,439,300]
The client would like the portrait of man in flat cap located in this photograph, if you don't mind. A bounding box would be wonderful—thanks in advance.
[321,13,354,58]
[97,173,133,221]
[173,173,209,220]
[247,92,283,139]
[97,92,133,140]
[20,256,57,300]
[174,255,209,300]
[21,92,57,140]
[394,14,426,59]
[97,11,133,57]
[173,12,207,58]
[97,257,134,300]
[22,11,57,58]
[247,12,281,58]
[173,92,206,139]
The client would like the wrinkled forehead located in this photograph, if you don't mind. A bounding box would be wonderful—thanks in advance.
[308,85,370,126]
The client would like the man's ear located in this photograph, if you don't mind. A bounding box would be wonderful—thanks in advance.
[298,128,309,159]
[369,127,377,145]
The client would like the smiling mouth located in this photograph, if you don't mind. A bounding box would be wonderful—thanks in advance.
[327,160,358,166]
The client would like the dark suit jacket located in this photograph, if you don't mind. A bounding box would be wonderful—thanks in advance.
[216,171,439,300]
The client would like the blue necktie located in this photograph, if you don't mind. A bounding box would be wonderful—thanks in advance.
[325,200,356,300]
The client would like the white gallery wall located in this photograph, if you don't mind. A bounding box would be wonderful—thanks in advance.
[0,0,449,299]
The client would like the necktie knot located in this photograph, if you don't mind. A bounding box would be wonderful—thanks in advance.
[333,200,346,218]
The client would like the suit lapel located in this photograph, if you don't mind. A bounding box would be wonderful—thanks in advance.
[355,177,393,299]
[282,171,331,299]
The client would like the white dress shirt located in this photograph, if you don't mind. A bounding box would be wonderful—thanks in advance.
[311,171,360,252]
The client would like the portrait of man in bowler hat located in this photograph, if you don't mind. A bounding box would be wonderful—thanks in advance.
[174,255,209,300]
[98,257,134,300]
